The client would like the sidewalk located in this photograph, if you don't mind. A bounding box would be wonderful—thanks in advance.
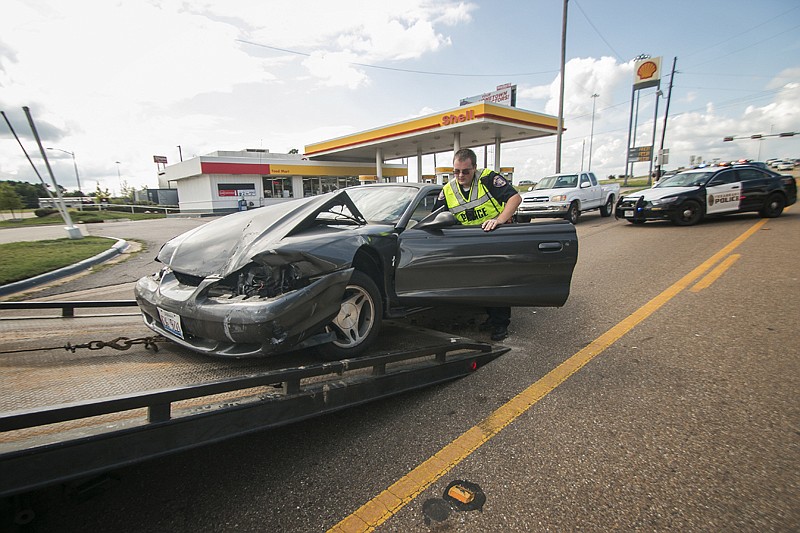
[0,223,90,244]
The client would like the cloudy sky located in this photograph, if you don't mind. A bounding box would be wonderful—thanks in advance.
[2,0,799,194]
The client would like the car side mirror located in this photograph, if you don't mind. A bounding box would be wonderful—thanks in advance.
[412,210,457,230]
[580,181,591,189]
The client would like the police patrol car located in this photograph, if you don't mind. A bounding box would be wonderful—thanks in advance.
[615,165,797,226]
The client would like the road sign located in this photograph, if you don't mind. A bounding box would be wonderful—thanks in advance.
[628,146,652,163]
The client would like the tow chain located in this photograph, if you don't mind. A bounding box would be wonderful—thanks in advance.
[0,335,169,356]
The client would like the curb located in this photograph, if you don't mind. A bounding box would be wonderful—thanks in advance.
[0,238,129,297]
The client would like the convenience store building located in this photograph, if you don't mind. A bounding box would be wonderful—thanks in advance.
[158,101,559,213]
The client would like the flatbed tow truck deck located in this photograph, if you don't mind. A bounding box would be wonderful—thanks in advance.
[0,301,507,498]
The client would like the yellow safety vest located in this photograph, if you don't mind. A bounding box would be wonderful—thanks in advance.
[442,169,504,225]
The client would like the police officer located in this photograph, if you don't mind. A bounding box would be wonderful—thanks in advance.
[432,148,522,341]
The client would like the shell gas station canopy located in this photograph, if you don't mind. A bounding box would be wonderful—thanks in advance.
[303,101,560,176]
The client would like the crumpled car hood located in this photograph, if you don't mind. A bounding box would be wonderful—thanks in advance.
[157,190,362,278]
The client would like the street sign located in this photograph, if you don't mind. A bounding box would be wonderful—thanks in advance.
[628,146,652,163]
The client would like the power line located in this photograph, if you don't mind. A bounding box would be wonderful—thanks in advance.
[681,4,800,60]
[572,0,625,62]
[686,22,800,69]
[236,39,559,78]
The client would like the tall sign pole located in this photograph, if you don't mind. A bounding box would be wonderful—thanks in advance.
[625,55,662,185]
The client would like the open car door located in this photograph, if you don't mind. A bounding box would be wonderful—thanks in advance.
[394,217,578,308]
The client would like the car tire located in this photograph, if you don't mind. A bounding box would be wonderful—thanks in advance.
[671,200,703,226]
[316,270,383,360]
[759,193,786,218]
[565,202,580,224]
[600,196,614,217]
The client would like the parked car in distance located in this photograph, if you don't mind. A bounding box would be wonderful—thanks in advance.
[516,171,620,224]
[615,165,797,226]
[135,183,579,359]
[775,160,795,171]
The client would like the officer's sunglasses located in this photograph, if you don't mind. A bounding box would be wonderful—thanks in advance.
[453,168,474,175]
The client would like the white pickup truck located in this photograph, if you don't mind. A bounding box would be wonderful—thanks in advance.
[516,171,620,224]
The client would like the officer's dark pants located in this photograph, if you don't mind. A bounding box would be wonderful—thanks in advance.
[486,306,511,328]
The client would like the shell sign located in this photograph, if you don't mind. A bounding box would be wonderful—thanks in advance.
[633,56,662,89]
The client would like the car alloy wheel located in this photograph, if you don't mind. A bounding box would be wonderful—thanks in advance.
[600,197,614,217]
[672,200,703,226]
[565,202,580,224]
[317,270,383,360]
[759,193,786,218]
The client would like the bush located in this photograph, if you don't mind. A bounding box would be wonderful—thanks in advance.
[34,208,59,217]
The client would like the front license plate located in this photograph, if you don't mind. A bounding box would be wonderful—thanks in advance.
[622,210,633,218]
[158,308,184,339]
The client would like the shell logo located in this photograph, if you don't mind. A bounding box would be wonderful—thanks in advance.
[637,61,658,80]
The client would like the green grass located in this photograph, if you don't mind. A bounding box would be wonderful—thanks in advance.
[0,236,117,284]
[0,209,165,228]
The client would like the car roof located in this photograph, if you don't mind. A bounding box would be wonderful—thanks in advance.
[350,182,437,190]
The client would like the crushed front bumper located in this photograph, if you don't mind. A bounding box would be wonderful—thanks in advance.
[134,268,353,357]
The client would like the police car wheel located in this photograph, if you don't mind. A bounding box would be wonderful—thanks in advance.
[759,193,785,218]
[671,200,703,226]
[317,270,383,360]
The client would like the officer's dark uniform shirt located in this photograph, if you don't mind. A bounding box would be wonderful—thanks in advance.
[432,170,517,216]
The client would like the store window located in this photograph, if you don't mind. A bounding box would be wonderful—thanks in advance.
[217,183,256,197]
[263,177,292,198]
[302,176,360,196]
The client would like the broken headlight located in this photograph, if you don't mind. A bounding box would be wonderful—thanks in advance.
[207,263,307,299]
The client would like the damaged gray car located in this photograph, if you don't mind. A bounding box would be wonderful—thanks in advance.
[135,183,578,359]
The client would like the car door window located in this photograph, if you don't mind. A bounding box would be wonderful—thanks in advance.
[710,170,736,185]
[580,174,591,187]
[736,168,765,182]
[588,173,598,186]
[406,192,440,228]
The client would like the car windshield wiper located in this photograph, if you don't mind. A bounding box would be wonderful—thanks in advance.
[318,210,366,225]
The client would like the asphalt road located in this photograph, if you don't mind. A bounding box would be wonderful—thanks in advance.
[2,208,799,532]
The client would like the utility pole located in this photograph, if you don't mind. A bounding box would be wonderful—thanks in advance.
[555,0,568,173]
[588,93,599,171]
[656,57,677,177]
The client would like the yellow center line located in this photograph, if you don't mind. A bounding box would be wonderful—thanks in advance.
[691,253,741,292]
[329,217,770,533]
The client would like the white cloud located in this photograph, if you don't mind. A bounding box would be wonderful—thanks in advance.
[302,52,370,89]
